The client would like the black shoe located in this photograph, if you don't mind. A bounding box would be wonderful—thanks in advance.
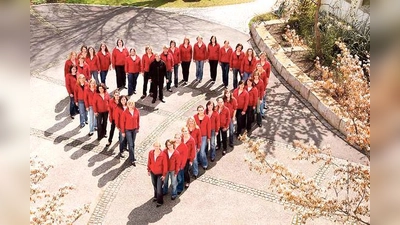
[160,99,165,103]
[215,146,220,150]
[70,115,74,119]
[133,91,136,94]
[150,93,153,97]
[104,135,108,138]
[123,86,127,89]
[199,79,202,83]
[140,95,146,99]
[183,81,187,85]
[262,115,266,119]
[106,141,111,147]
[222,150,226,155]
[167,89,172,92]
[229,144,234,147]
[193,175,197,179]
[85,121,88,125]
[171,196,177,200]
[152,198,157,202]
[174,84,178,88]
[177,191,182,195]
[119,153,125,158]
[132,161,136,167]
[202,167,207,170]
[94,127,97,131]
[211,158,215,162]
[156,203,162,207]
[88,132,94,137]
[185,183,190,189]
[152,99,156,104]
[258,124,262,127]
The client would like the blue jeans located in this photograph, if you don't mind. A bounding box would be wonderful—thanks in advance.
[166,71,172,90]
[197,136,208,168]
[260,94,266,116]
[69,96,79,116]
[119,131,127,154]
[232,68,240,89]
[100,70,108,85]
[78,100,87,126]
[243,72,251,82]
[177,169,184,193]
[195,60,205,81]
[125,129,137,163]
[173,64,179,87]
[127,72,139,95]
[91,71,99,84]
[150,172,164,205]
[210,129,216,160]
[229,120,234,146]
[163,171,177,197]
[220,62,230,87]
[88,106,97,133]
[192,150,199,176]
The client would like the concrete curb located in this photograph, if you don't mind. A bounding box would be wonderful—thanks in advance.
[250,21,348,137]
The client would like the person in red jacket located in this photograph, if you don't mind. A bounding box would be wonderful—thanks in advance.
[245,78,259,133]
[162,139,180,200]
[64,51,77,77]
[97,43,112,88]
[179,37,192,85]
[216,97,231,155]
[147,141,168,207]
[125,48,142,96]
[114,95,128,157]
[230,43,245,89]
[141,46,155,99]
[77,55,91,81]
[194,105,211,171]
[121,98,140,166]
[65,65,79,119]
[241,48,257,82]
[112,39,129,90]
[257,52,271,81]
[205,101,220,161]
[84,79,97,136]
[169,40,181,88]
[106,90,120,147]
[223,89,237,147]
[254,59,269,116]
[186,117,201,179]
[74,74,89,128]
[87,47,100,84]
[208,36,220,83]
[160,45,174,92]
[181,126,195,188]
[193,35,208,83]
[93,83,110,141]
[219,40,233,87]
[174,132,188,194]
[78,45,88,59]
[252,70,265,127]
[233,80,249,136]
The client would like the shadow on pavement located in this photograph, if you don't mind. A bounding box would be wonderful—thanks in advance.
[127,198,181,225]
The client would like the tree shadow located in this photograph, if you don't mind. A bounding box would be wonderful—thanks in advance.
[126,198,180,225]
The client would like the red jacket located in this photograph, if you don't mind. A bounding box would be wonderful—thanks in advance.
[125,55,141,73]
[257,59,271,80]
[207,111,220,131]
[64,59,77,77]
[147,150,168,176]
[256,70,269,88]
[84,87,96,108]
[183,136,196,163]
[74,82,88,102]
[168,48,181,65]
[224,97,238,119]
[193,43,207,61]
[207,43,220,61]
[233,89,249,112]
[241,57,257,74]
[141,53,155,73]
[77,63,91,80]
[175,142,188,170]
[179,44,192,62]
[93,92,110,113]
[65,73,77,95]
[97,51,112,71]
[86,55,100,71]
[245,86,259,107]
[112,47,129,67]
[230,51,245,69]
[189,127,202,150]
[120,108,140,133]
[194,114,211,139]
[219,46,232,63]
[160,52,174,71]
[254,79,265,100]
[113,106,125,129]
[218,106,231,129]
[108,98,118,122]
[163,149,180,174]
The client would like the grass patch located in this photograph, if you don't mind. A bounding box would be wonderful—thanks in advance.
[34,0,254,7]
[250,12,279,25]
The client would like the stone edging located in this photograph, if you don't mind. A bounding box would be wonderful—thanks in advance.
[250,21,348,137]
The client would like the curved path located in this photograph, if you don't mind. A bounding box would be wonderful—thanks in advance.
[30,4,367,225]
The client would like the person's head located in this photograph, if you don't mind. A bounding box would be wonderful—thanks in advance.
[162,45,169,54]
[77,74,86,84]
[68,51,77,60]
[196,35,203,43]
[88,47,96,57]
[80,45,87,53]
[223,89,233,102]
[197,105,205,115]
[174,133,182,145]
[97,83,106,93]
[99,43,109,52]
[145,45,153,54]
[69,65,77,74]
[256,63,264,72]
[183,36,190,44]
[165,139,175,150]
[253,71,260,80]
[127,98,135,109]
[113,90,120,101]
[206,101,215,113]
[238,80,245,89]
[129,48,136,56]
[186,117,196,128]
[154,53,160,61]
[224,40,230,47]
[259,52,267,60]
[116,38,124,47]
[78,55,85,63]
[181,126,189,137]
[118,95,128,107]
[170,40,176,48]
[89,78,97,88]
[246,48,255,57]
[246,78,254,87]
[210,35,217,44]
[235,43,243,51]
[217,97,224,108]
[153,141,161,150]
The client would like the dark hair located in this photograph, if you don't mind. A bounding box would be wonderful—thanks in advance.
[98,43,109,52]
[205,101,216,114]
[223,89,233,103]
[246,78,255,87]
[117,95,128,109]
[170,40,176,47]
[209,36,217,45]
[238,80,245,86]
[116,38,124,47]
[235,43,243,51]
[69,65,78,73]
[165,139,176,148]
[80,45,87,52]
[88,47,96,58]
[197,105,204,111]
[96,83,107,93]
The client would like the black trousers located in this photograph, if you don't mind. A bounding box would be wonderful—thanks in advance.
[184,160,191,184]
[246,106,255,131]
[150,172,164,205]
[181,61,191,82]
[209,60,218,81]
[217,128,228,150]
[108,120,116,143]
[235,109,246,135]
[96,111,108,140]
[115,65,126,88]
[152,81,164,100]
[142,72,151,96]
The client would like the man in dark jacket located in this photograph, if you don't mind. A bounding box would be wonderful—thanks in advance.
[149,53,168,103]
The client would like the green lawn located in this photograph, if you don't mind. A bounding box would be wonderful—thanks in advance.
[56,0,254,7]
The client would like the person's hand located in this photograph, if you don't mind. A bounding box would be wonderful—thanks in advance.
[241,111,246,115]
[189,162,193,166]
[136,130,139,133]
[223,127,228,131]
[149,79,152,83]
[166,79,169,83]
[122,133,126,137]
[148,171,150,176]
[253,106,256,110]
[197,148,200,153]
[75,102,78,106]
[174,174,177,177]
[95,113,98,117]
[86,108,89,111]
[69,94,74,97]
[161,176,165,181]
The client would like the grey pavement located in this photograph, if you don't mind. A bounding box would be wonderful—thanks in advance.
[30,3,368,225]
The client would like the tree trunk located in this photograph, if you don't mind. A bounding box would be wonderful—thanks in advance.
[314,0,322,58]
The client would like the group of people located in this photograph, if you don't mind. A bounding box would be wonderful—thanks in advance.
[63,35,272,207]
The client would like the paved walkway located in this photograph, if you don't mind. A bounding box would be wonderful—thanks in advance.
[30,3,368,225]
